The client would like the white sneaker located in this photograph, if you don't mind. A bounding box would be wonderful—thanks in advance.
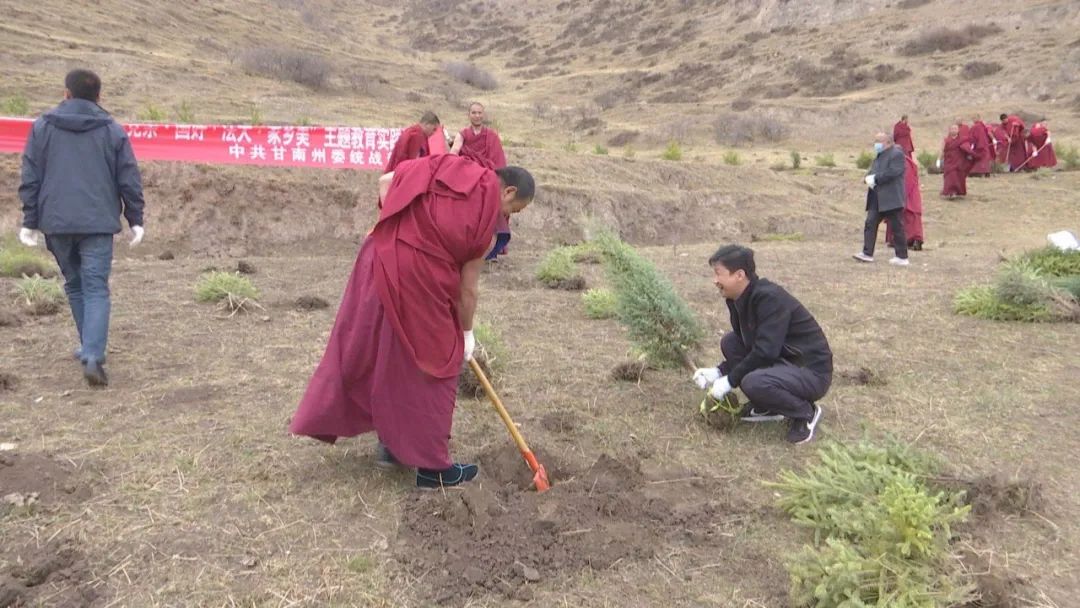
[889,257,910,266]
[852,253,874,263]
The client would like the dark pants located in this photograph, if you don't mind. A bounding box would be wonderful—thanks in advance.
[45,234,114,364]
[484,232,511,261]
[863,207,907,259]
[721,332,830,422]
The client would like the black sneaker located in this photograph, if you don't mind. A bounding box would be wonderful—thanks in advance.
[786,404,823,444]
[738,403,785,423]
[375,443,401,470]
[82,360,108,387]
[416,463,479,489]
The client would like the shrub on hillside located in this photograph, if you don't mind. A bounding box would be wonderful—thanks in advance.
[961,61,1003,80]
[661,141,683,161]
[917,151,939,173]
[855,151,874,170]
[443,61,498,90]
[237,46,333,90]
[815,153,836,168]
[723,151,741,166]
[712,114,789,146]
[899,24,1003,56]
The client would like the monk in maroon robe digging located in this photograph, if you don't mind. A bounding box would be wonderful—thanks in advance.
[451,102,511,261]
[969,114,995,177]
[289,155,535,488]
[993,115,1010,166]
[1026,120,1057,171]
[941,124,972,199]
[1004,114,1028,172]
[384,111,440,174]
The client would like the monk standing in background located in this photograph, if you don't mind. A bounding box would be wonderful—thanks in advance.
[451,102,511,261]
[941,124,972,199]
[1026,120,1057,171]
[969,114,994,177]
[893,115,915,157]
[290,155,536,488]
[954,117,974,179]
[993,114,1010,165]
[383,111,440,174]
[886,153,925,251]
[1004,114,1028,172]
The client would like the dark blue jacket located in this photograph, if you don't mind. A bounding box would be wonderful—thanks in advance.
[18,99,145,234]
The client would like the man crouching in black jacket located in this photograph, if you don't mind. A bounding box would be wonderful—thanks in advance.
[692,245,833,444]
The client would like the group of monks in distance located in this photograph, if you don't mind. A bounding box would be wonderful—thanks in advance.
[893,113,1059,200]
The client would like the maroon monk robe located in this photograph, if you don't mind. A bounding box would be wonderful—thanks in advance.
[969,121,994,175]
[992,122,1009,164]
[956,123,974,176]
[1005,116,1028,171]
[941,135,971,197]
[459,126,512,252]
[893,120,915,156]
[887,155,925,246]
[383,124,429,174]
[1026,125,1057,169]
[290,155,501,470]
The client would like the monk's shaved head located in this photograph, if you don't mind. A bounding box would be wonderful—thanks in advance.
[420,111,440,126]
[468,102,486,128]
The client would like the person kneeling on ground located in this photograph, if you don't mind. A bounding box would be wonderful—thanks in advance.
[692,245,833,444]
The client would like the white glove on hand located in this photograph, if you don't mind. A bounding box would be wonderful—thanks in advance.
[692,367,721,390]
[864,174,876,188]
[18,227,40,247]
[129,225,145,247]
[936,158,942,169]
[463,330,475,361]
[1032,150,1039,157]
[1046,136,1051,144]
[708,376,733,400]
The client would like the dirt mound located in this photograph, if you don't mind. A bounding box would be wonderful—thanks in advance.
[0,540,96,608]
[294,295,330,311]
[0,309,20,327]
[0,372,17,391]
[540,411,581,434]
[963,475,1044,517]
[838,366,888,386]
[610,360,647,382]
[0,452,90,516]
[395,444,739,605]
[236,260,258,275]
[457,355,495,399]
[541,276,587,291]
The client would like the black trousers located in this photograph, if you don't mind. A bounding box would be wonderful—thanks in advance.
[721,333,831,421]
[863,206,907,259]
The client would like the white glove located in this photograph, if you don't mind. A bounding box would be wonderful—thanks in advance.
[864,174,876,188]
[463,330,475,361]
[1046,136,1051,144]
[692,367,721,389]
[129,225,145,247]
[1032,150,1039,157]
[18,227,40,247]
[936,158,942,169]
[708,376,733,400]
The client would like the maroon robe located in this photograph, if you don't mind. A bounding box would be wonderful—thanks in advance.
[969,121,994,175]
[887,155,924,245]
[1026,125,1057,169]
[1005,116,1028,171]
[893,121,915,156]
[941,135,971,196]
[459,125,511,252]
[383,124,429,174]
[992,123,1009,164]
[956,123,973,176]
[290,155,501,469]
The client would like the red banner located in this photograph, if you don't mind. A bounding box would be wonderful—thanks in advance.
[0,117,448,170]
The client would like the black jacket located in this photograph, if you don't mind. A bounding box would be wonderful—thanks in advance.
[19,99,145,234]
[865,145,906,213]
[721,277,833,387]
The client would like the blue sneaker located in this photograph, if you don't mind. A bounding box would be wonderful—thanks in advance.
[416,463,479,488]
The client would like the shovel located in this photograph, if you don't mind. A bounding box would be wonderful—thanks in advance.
[468,358,551,492]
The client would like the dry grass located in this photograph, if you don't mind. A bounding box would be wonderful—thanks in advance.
[235,46,333,90]
[899,24,1003,56]
[442,61,498,90]
[961,61,1003,80]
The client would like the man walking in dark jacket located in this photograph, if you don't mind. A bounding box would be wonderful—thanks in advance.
[17,69,146,386]
[693,245,833,444]
[853,131,909,266]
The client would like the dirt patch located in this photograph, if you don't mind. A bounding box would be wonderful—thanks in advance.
[958,549,1031,608]
[0,372,18,391]
[610,360,646,382]
[0,453,90,516]
[236,260,258,275]
[295,295,330,311]
[961,475,1044,518]
[838,366,888,387]
[395,444,740,605]
[539,411,581,434]
[0,540,96,608]
[542,276,587,291]
[0,309,19,327]
[157,250,176,260]
[458,355,494,399]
